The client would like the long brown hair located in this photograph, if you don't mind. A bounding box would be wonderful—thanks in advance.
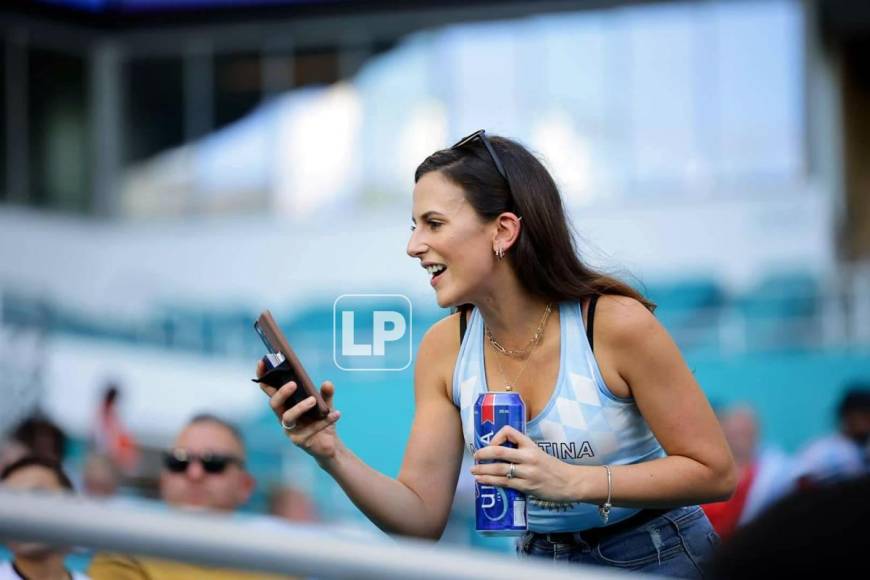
[414,134,655,311]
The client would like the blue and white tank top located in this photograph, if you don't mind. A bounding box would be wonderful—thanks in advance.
[452,301,666,532]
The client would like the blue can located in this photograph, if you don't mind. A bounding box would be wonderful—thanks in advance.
[474,392,528,535]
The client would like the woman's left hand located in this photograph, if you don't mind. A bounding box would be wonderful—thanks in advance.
[470,426,580,503]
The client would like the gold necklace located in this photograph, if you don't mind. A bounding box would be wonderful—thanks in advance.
[485,302,553,360]
[490,340,534,392]
[486,303,552,391]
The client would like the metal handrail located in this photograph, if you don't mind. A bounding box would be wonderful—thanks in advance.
[0,490,632,579]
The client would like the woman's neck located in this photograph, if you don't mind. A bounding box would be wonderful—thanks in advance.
[475,288,553,350]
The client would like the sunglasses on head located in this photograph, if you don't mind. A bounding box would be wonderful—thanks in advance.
[451,129,509,183]
[162,449,243,475]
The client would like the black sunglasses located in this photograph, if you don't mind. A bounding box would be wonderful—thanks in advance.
[162,449,244,475]
[451,129,509,183]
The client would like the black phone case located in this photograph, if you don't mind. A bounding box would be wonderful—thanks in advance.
[252,359,321,419]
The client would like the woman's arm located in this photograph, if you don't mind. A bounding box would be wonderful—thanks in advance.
[267,316,465,539]
[582,294,737,506]
[473,296,737,508]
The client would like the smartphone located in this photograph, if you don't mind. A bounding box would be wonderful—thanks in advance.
[253,310,329,420]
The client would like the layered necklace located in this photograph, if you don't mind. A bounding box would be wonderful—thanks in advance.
[486,303,578,511]
[485,302,553,391]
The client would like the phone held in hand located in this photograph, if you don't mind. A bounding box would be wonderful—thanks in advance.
[253,310,329,420]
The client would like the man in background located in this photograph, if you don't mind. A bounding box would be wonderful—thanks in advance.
[0,456,90,580]
[88,414,294,579]
[793,385,870,487]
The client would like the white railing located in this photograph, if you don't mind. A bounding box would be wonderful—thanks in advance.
[0,490,634,580]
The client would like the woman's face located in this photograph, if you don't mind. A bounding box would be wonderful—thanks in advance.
[407,171,496,308]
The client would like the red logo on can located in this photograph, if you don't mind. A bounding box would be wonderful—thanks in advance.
[480,393,497,425]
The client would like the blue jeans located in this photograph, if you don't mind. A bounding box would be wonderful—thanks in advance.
[518,506,720,578]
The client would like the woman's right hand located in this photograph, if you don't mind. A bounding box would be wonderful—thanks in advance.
[256,360,342,464]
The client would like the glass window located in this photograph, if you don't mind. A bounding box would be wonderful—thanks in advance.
[0,37,6,203]
[712,0,804,181]
[214,51,262,130]
[28,47,90,213]
[294,47,340,88]
[124,56,184,164]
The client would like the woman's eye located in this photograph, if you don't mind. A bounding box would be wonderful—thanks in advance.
[410,224,417,232]
[429,221,442,230]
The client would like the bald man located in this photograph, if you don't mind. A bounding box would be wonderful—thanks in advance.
[89,415,295,580]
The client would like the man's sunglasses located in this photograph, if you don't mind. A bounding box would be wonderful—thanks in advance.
[451,129,509,183]
[162,449,244,475]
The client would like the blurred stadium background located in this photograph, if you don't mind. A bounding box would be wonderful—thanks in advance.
[1,0,869,553]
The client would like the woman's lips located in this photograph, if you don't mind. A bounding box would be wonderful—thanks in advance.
[431,269,446,287]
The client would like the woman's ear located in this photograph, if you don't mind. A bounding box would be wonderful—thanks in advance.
[493,212,522,252]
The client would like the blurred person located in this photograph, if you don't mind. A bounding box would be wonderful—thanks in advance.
[258,131,736,577]
[0,439,29,473]
[268,485,318,523]
[88,414,294,579]
[10,417,66,464]
[0,456,90,580]
[706,475,870,578]
[792,385,870,488]
[81,453,120,498]
[701,405,793,538]
[93,384,138,474]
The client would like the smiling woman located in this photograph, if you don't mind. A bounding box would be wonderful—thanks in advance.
[257,131,736,578]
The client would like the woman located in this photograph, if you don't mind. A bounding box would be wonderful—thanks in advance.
[258,131,736,577]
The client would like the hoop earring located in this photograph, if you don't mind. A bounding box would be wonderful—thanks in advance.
[494,247,504,260]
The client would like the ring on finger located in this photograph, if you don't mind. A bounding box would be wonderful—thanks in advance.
[281,418,296,431]
[507,463,516,480]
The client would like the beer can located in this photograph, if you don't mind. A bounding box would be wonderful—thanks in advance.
[474,392,528,535]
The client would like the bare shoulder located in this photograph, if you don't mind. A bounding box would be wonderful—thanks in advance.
[415,311,464,398]
[419,311,463,356]
[594,294,660,346]
[591,295,665,397]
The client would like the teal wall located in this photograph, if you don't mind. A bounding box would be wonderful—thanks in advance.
[689,349,870,453]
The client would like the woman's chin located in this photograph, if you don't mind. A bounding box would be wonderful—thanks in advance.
[434,289,455,309]
[437,293,469,311]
